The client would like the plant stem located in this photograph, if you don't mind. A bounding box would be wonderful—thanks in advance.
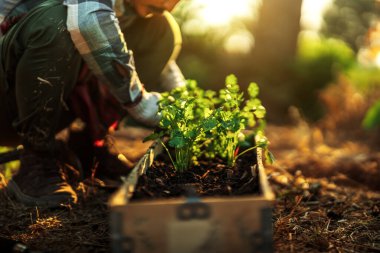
[175,146,192,172]
[226,136,238,167]
[159,140,177,170]
[234,145,258,161]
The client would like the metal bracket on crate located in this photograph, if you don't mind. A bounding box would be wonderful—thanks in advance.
[176,186,211,220]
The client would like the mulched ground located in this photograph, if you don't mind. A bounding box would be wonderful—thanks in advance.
[267,121,380,253]
[0,121,379,252]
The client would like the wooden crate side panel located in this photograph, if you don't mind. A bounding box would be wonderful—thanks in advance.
[112,198,272,253]
[109,143,274,253]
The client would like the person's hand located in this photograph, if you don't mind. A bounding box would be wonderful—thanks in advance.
[124,90,162,127]
[113,55,162,126]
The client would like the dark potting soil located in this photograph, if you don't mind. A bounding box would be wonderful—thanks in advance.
[131,149,261,200]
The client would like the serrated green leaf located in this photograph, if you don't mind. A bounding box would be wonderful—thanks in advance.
[244,98,261,111]
[187,80,197,90]
[186,129,198,139]
[160,118,171,128]
[202,117,218,131]
[247,82,259,98]
[225,74,238,86]
[254,105,266,118]
[169,136,187,148]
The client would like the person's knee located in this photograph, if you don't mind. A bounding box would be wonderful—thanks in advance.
[16,3,73,52]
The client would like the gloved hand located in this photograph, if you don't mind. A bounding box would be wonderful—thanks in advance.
[113,56,161,127]
[124,90,162,127]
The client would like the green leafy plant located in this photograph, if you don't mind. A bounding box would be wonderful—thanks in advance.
[145,80,217,172]
[145,75,270,171]
[293,34,355,120]
[362,99,380,129]
[206,75,267,166]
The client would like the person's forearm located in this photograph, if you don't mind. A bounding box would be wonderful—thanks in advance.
[65,0,141,104]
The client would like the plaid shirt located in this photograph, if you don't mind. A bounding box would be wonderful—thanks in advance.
[0,0,142,104]
[0,0,22,28]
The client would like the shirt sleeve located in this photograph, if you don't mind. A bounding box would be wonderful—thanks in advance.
[64,0,142,104]
[0,0,22,31]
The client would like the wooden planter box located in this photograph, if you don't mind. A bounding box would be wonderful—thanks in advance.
[109,141,275,253]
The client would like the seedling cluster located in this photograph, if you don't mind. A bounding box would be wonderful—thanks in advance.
[145,75,270,172]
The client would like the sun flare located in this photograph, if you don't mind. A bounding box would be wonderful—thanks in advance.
[181,0,333,54]
[191,0,259,27]
[301,0,333,30]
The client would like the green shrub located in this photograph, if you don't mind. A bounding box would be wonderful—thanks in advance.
[345,66,380,130]
[362,99,380,129]
[292,34,356,120]
[346,65,380,92]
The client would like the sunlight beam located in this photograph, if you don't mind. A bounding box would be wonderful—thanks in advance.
[191,0,260,27]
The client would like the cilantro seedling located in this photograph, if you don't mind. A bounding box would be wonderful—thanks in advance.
[145,75,271,172]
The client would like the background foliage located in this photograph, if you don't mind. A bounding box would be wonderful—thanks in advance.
[173,0,380,128]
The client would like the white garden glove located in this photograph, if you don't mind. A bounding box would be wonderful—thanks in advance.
[124,89,162,127]
[159,60,186,91]
[113,56,162,127]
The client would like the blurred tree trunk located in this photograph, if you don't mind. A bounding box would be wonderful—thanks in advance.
[249,0,303,123]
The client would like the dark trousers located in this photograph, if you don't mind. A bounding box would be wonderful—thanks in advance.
[0,0,181,150]
[0,0,82,151]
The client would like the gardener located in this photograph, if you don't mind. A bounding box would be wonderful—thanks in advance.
[0,0,185,207]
